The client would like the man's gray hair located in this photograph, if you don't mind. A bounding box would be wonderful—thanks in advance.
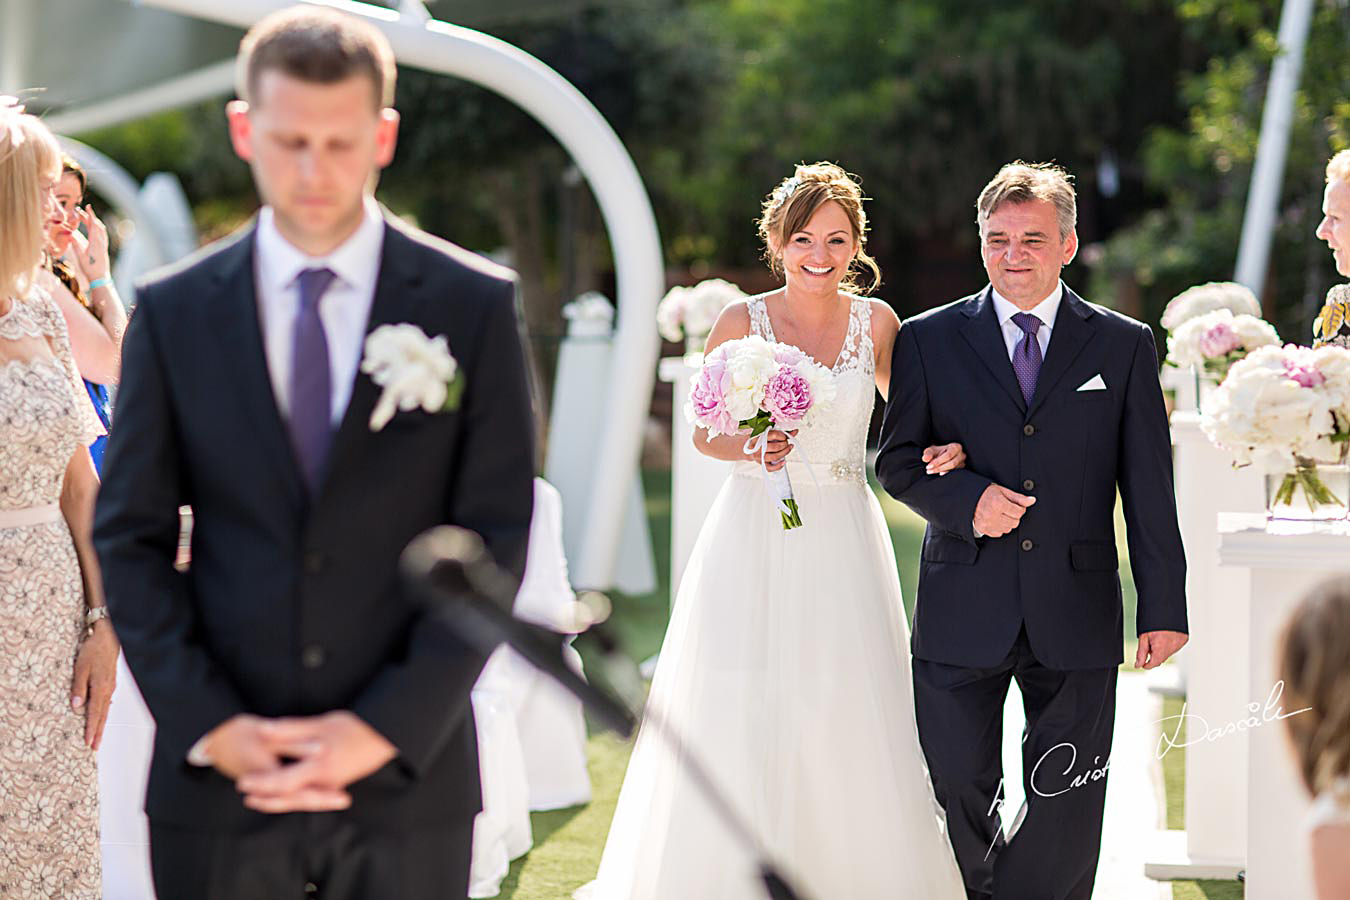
[976,161,1077,240]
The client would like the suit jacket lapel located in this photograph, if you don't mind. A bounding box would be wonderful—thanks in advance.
[1025,288,1097,418]
[959,287,1027,413]
[207,224,305,506]
[316,217,425,500]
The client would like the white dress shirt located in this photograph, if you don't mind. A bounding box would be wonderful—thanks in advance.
[254,197,385,426]
[990,281,1063,362]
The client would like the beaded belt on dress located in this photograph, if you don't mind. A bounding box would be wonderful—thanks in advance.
[733,459,866,485]
[0,503,61,528]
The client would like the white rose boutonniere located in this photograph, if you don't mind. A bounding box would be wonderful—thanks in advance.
[360,323,464,431]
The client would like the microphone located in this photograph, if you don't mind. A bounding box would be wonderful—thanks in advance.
[399,526,809,900]
[400,525,636,738]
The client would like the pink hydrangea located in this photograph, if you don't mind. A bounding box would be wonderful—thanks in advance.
[687,354,737,436]
[1198,321,1242,359]
[762,367,813,426]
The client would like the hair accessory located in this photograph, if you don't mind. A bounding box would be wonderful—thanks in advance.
[771,175,803,209]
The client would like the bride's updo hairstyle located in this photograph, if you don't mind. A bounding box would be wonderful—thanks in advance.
[758,162,881,294]
[0,99,61,301]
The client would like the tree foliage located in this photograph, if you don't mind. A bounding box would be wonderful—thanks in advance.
[1091,0,1350,341]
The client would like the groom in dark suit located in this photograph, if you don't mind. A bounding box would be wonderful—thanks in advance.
[93,7,534,898]
[876,162,1188,900]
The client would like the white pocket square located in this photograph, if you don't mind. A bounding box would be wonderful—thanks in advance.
[1077,374,1107,391]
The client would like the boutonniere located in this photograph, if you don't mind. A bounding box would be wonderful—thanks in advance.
[360,323,465,432]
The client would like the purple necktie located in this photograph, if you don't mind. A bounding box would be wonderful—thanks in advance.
[289,267,337,494]
[1011,312,1043,405]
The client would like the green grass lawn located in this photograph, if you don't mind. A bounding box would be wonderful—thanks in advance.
[492,469,1179,898]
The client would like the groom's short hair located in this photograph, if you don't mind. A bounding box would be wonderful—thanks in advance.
[1328,150,1350,185]
[977,162,1077,240]
[236,5,397,109]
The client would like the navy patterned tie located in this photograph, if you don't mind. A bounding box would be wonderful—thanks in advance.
[289,267,337,494]
[1011,312,1043,405]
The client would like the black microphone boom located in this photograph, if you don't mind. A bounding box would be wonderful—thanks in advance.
[400,526,636,738]
[400,526,808,900]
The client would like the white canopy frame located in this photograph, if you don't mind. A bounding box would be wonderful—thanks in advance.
[121,0,664,589]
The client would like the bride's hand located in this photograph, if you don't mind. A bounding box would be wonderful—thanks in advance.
[753,429,797,472]
[922,442,966,475]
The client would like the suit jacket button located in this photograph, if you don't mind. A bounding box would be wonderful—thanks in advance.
[1021,539,1034,551]
[1023,424,1035,436]
[1022,479,1035,491]
[301,645,326,669]
[304,550,325,574]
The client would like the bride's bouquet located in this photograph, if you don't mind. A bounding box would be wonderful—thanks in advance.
[1201,344,1350,508]
[685,335,837,529]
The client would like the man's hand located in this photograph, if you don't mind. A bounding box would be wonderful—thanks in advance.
[1135,630,1188,670]
[235,712,399,814]
[199,714,296,781]
[972,484,1036,538]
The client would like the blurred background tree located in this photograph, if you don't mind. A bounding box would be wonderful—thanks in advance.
[72,0,1350,377]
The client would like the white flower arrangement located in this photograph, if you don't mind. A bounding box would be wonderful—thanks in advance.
[1201,344,1350,474]
[656,278,746,344]
[1161,281,1262,332]
[359,323,464,431]
[1165,308,1280,378]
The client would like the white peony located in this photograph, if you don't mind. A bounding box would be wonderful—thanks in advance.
[1165,308,1279,372]
[1200,345,1350,472]
[656,278,746,342]
[1161,281,1262,331]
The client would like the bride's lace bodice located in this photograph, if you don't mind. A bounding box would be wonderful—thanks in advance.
[0,286,102,510]
[746,292,875,481]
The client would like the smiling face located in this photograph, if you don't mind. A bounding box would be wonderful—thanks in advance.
[227,70,398,256]
[1317,180,1350,277]
[778,200,858,296]
[980,198,1078,309]
[48,171,82,255]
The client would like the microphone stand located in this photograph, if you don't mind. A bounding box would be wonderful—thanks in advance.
[401,526,808,900]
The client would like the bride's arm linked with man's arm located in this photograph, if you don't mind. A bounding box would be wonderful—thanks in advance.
[876,319,1031,540]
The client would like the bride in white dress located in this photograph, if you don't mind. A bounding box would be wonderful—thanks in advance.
[580,163,968,899]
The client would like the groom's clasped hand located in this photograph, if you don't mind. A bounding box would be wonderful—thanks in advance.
[201,711,398,813]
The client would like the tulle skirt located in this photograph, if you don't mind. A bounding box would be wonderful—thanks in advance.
[580,462,966,899]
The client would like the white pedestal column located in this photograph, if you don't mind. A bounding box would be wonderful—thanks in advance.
[658,355,731,603]
[1217,513,1350,900]
[1146,413,1263,880]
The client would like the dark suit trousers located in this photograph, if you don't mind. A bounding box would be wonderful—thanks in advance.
[913,627,1117,900]
[149,814,474,900]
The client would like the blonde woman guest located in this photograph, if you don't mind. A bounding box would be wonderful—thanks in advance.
[579,163,968,900]
[0,99,119,898]
[1279,576,1350,900]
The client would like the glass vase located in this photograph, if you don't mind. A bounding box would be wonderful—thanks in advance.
[1265,461,1350,522]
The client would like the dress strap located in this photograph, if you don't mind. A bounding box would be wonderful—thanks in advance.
[747,293,776,341]
[854,296,875,377]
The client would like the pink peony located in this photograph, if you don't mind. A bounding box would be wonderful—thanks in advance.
[687,355,738,436]
[1198,321,1242,359]
[1283,360,1326,388]
[773,344,808,367]
[762,366,813,425]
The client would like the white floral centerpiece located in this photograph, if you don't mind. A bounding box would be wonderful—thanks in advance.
[657,278,746,353]
[1200,344,1350,519]
[1165,308,1281,380]
[1161,281,1262,332]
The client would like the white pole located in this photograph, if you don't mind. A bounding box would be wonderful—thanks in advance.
[133,0,664,589]
[1233,0,1315,295]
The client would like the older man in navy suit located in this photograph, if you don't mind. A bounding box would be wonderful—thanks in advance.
[877,162,1188,900]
